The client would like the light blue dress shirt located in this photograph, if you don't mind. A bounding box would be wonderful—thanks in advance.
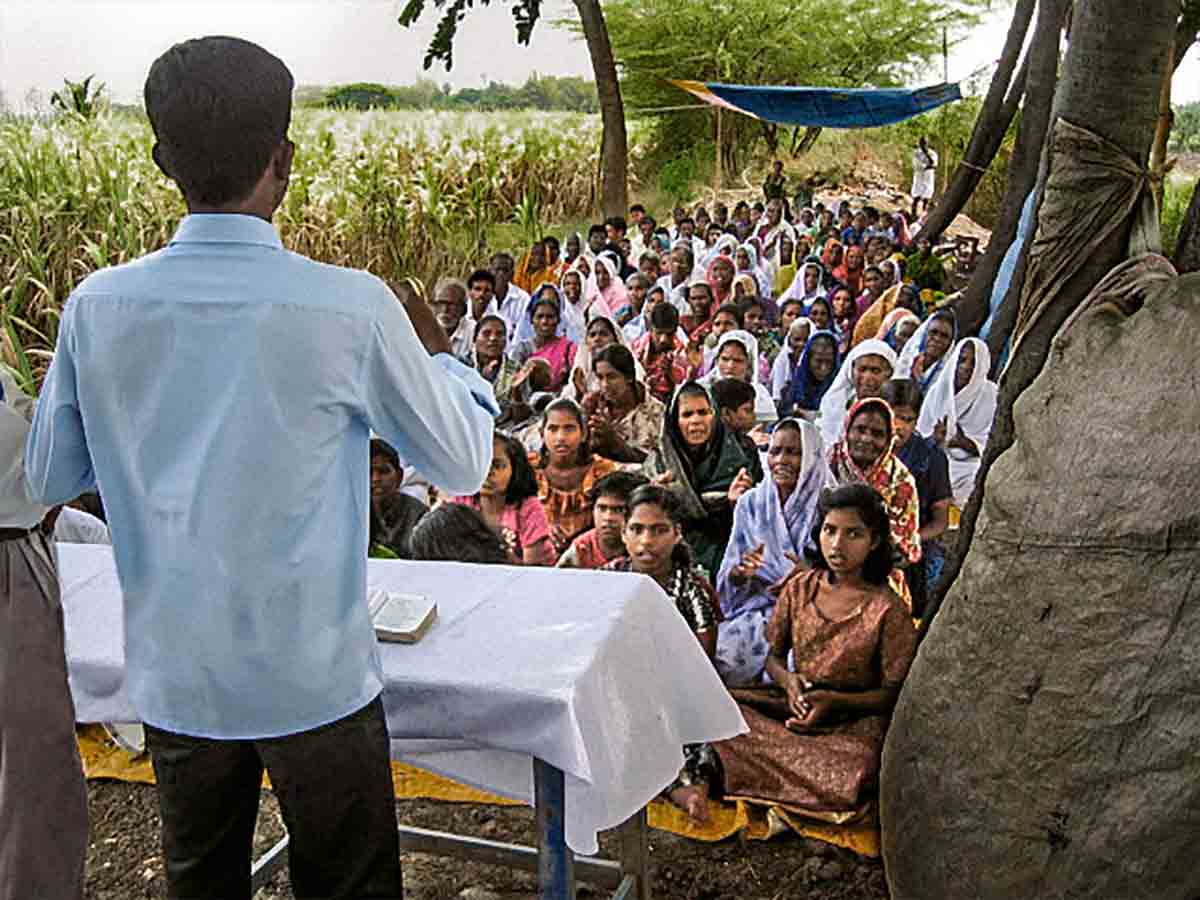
[25,214,497,739]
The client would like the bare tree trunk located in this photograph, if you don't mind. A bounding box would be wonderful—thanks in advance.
[573,0,628,218]
[1174,177,1200,273]
[915,0,1036,241]
[926,0,1182,628]
[951,0,1068,340]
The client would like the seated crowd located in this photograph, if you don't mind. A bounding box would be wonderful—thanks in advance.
[369,193,995,828]
[69,191,995,834]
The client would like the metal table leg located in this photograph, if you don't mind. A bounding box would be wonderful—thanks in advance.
[534,758,576,900]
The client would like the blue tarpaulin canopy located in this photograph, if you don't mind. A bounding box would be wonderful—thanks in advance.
[670,79,963,128]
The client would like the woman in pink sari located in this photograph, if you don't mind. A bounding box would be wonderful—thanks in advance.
[511,293,578,392]
[585,254,625,320]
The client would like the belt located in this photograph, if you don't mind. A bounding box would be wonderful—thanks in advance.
[0,527,37,543]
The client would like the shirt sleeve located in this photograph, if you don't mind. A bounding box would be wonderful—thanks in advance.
[879,595,919,687]
[361,280,497,497]
[25,303,97,505]
[516,495,551,549]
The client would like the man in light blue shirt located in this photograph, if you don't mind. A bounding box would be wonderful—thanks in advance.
[26,36,494,899]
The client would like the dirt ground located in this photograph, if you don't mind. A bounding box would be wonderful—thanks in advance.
[84,780,890,900]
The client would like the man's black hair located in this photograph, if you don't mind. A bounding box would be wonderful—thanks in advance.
[541,235,561,250]
[605,216,628,234]
[408,505,508,565]
[588,470,647,505]
[629,203,646,215]
[678,216,695,227]
[145,36,293,207]
[711,377,756,413]
[588,223,607,239]
[467,268,496,288]
[650,302,679,331]
[369,438,400,470]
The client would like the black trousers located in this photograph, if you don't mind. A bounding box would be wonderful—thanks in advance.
[145,696,402,900]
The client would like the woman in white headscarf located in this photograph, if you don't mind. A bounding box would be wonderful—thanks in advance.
[779,260,826,305]
[700,329,778,424]
[735,243,773,299]
[917,337,998,507]
[565,313,644,399]
[701,233,739,270]
[586,253,626,319]
[769,317,813,405]
[817,338,899,448]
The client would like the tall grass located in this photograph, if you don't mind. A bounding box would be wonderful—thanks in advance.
[0,108,646,381]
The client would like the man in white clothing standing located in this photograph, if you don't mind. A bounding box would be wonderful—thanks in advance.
[911,135,939,221]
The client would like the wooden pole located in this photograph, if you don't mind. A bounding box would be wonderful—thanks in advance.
[714,106,723,195]
[1149,33,1175,217]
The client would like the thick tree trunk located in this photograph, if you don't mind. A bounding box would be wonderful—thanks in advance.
[574,0,628,218]
[928,0,1181,627]
[915,0,1036,241]
[1174,177,1200,273]
[949,0,1067,342]
[1175,0,1200,69]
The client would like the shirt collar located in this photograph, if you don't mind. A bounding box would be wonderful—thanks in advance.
[169,214,284,250]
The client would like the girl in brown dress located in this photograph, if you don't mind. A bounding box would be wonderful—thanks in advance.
[674,482,917,825]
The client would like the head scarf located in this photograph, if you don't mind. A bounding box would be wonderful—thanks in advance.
[893,211,913,248]
[781,260,826,305]
[736,242,773,298]
[563,230,584,263]
[917,337,998,451]
[702,233,739,269]
[896,309,958,390]
[851,282,922,348]
[787,330,841,415]
[826,397,921,568]
[817,338,898,448]
[567,313,645,397]
[716,418,831,618]
[584,254,624,319]
[655,383,745,522]
[876,308,921,353]
[804,296,835,332]
[770,317,813,401]
[820,238,844,272]
[704,251,738,307]
[514,244,555,295]
[702,329,777,423]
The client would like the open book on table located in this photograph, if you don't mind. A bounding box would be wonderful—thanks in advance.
[368,588,437,643]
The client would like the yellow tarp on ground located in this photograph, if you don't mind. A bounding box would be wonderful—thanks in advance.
[77,725,878,857]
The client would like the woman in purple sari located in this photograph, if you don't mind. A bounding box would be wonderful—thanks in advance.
[714,417,831,686]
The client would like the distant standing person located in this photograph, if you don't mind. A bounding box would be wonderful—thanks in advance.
[911,136,938,220]
[25,37,496,900]
[763,160,786,203]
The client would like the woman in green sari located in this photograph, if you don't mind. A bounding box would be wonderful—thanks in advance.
[644,382,763,579]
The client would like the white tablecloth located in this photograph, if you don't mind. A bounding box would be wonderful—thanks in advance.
[59,544,746,854]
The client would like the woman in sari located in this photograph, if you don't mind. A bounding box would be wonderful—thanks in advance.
[715,419,831,686]
[828,284,859,356]
[780,260,826,306]
[820,238,844,276]
[735,243,772,298]
[699,330,778,424]
[670,483,917,826]
[769,317,813,406]
[917,337,998,507]
[566,314,641,399]
[471,314,528,413]
[583,344,665,464]
[513,241,556,295]
[781,331,840,420]
[804,295,834,334]
[904,236,946,291]
[643,382,762,579]
[531,398,618,555]
[896,308,957,391]
[851,282,922,347]
[875,308,921,355]
[510,294,578,393]
[831,244,865,296]
[827,397,922,604]
[772,234,798,299]
[586,254,626,322]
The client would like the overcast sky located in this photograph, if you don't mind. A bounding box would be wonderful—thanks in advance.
[3,1,1198,109]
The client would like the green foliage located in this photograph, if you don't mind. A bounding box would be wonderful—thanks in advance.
[0,109,644,383]
[656,147,711,204]
[398,0,543,70]
[1170,102,1200,154]
[50,75,106,121]
[579,0,986,179]
[1162,176,1197,258]
[321,75,598,113]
